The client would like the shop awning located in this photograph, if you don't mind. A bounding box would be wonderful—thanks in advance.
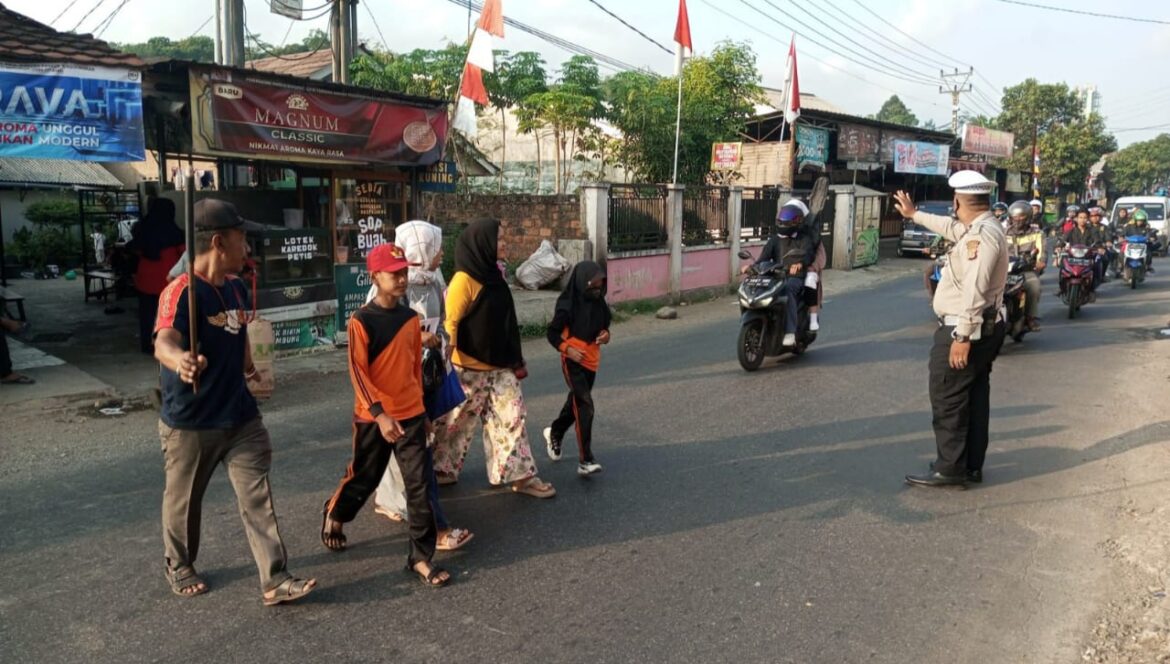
[0,157,122,188]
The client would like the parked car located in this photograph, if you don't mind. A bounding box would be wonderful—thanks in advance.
[897,201,953,257]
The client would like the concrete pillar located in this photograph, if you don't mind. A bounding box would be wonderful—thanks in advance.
[727,186,744,283]
[580,183,610,267]
[831,188,855,270]
[667,183,685,303]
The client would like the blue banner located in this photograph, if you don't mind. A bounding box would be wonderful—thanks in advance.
[0,62,144,162]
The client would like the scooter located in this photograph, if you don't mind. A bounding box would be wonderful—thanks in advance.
[735,250,816,371]
[1004,255,1033,342]
[1059,244,1095,319]
[1121,235,1148,289]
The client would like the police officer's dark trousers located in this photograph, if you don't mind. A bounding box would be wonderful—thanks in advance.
[928,323,1006,476]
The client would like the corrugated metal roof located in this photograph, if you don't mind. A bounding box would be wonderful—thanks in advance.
[0,2,145,67]
[0,158,122,187]
[245,49,334,80]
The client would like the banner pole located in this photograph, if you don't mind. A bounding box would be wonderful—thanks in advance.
[671,56,684,185]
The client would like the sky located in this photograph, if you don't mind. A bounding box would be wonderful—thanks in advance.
[7,0,1170,148]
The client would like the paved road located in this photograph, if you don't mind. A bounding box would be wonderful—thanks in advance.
[3,258,1168,663]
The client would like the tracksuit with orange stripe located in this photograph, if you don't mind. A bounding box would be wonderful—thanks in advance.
[546,317,604,463]
[325,301,436,566]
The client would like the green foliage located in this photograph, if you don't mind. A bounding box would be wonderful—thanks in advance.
[350,43,468,99]
[245,29,330,60]
[484,51,548,109]
[114,35,215,62]
[605,41,763,185]
[873,95,919,127]
[9,199,82,269]
[1105,134,1170,195]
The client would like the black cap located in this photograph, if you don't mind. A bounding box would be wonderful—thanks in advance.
[194,199,263,232]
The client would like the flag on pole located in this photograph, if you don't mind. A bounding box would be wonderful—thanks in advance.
[782,37,801,125]
[674,0,692,52]
[452,0,504,138]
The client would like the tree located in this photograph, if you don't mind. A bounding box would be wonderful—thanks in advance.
[244,29,330,60]
[484,51,548,191]
[114,35,215,62]
[606,41,763,185]
[1106,134,1170,195]
[873,95,918,127]
[349,43,468,100]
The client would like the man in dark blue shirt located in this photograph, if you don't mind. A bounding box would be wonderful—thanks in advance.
[153,199,315,606]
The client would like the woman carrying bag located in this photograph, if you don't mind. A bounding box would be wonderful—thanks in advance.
[432,219,555,498]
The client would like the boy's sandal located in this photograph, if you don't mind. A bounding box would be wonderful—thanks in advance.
[437,528,475,551]
[373,504,405,523]
[166,566,208,598]
[320,500,347,552]
[262,577,317,606]
[407,562,451,588]
[511,477,556,498]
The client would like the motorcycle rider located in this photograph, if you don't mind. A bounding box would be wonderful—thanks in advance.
[1064,208,1105,294]
[1123,209,1156,273]
[992,202,1009,228]
[1006,201,1045,331]
[1030,199,1045,227]
[1059,204,1081,235]
[751,201,818,347]
[1089,207,1117,281]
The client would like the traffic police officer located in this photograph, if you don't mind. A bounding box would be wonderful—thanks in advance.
[893,171,1008,488]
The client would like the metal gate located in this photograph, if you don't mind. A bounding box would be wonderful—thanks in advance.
[79,189,141,300]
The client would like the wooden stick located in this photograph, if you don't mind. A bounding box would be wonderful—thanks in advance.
[185,173,199,394]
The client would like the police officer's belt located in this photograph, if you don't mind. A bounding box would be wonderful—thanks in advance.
[937,306,1006,328]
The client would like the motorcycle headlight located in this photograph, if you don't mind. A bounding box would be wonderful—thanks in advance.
[756,296,773,308]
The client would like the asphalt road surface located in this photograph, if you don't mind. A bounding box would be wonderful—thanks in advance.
[3,259,1168,663]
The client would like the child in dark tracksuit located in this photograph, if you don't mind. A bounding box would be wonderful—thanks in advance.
[543,261,611,476]
[321,244,450,587]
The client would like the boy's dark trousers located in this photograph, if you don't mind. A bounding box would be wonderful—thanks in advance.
[327,415,436,565]
[551,359,597,463]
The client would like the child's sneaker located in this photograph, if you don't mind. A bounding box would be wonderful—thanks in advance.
[544,427,562,461]
[577,461,602,476]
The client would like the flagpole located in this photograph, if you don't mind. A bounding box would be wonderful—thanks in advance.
[672,60,683,185]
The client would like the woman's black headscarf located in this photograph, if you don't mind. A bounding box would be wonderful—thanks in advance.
[130,198,183,261]
[454,219,523,368]
[555,261,610,342]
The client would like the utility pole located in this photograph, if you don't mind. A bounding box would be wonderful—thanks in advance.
[331,0,357,84]
[939,67,973,135]
[217,0,244,67]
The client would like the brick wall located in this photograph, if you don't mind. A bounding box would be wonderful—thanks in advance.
[420,193,584,262]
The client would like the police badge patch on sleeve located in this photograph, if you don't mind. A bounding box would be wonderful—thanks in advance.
[966,239,980,260]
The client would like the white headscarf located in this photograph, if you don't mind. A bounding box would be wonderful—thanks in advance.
[394,220,444,287]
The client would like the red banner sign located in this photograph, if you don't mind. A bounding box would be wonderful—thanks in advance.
[189,66,447,166]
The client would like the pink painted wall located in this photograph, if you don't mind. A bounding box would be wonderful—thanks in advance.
[681,247,731,291]
[606,253,671,303]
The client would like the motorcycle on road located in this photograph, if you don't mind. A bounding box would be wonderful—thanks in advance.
[735,250,816,371]
[1004,255,1034,342]
[1059,244,1095,319]
[1121,235,1148,289]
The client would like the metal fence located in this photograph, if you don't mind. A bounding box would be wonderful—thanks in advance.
[740,186,782,240]
[608,184,668,252]
[682,186,730,246]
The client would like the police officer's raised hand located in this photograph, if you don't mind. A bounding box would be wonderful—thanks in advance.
[949,340,971,370]
[176,353,208,385]
[893,190,918,219]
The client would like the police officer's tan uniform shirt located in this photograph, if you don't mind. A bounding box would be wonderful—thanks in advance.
[914,210,1008,339]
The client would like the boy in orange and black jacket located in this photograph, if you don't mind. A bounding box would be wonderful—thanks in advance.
[322,244,450,587]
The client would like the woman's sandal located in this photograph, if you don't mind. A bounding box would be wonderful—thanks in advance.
[407,561,451,588]
[511,477,556,498]
[373,504,405,523]
[262,577,317,607]
[166,566,208,598]
[437,527,475,551]
[320,500,347,552]
[435,472,458,486]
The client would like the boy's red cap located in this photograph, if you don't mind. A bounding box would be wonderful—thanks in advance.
[367,243,409,273]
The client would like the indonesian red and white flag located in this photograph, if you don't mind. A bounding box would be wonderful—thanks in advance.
[782,37,801,125]
[674,0,692,52]
[453,0,504,137]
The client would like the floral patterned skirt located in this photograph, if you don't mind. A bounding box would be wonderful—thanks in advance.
[432,367,538,486]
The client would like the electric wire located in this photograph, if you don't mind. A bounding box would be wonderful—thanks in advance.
[993,0,1170,25]
[584,0,674,55]
[69,0,109,33]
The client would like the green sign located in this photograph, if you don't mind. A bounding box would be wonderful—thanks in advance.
[334,263,371,337]
[272,315,337,351]
[796,125,828,172]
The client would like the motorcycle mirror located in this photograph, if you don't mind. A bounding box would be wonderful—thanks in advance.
[737,250,752,260]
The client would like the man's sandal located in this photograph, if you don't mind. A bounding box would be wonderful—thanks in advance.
[262,577,317,606]
[437,528,474,551]
[511,477,556,498]
[166,567,208,598]
[320,500,347,552]
[407,562,451,588]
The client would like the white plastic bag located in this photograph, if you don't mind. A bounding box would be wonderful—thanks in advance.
[516,240,571,290]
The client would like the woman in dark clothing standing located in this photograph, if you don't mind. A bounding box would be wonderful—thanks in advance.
[543,261,611,476]
[128,198,185,353]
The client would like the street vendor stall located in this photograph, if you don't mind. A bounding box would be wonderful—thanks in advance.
[143,60,449,350]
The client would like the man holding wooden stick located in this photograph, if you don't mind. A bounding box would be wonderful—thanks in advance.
[153,198,316,606]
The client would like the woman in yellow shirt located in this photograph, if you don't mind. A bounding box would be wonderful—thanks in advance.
[432,219,556,498]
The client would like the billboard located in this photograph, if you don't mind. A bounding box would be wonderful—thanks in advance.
[0,61,144,162]
[796,125,828,171]
[838,123,880,161]
[962,124,1014,159]
[709,142,742,170]
[188,65,447,166]
[893,140,950,175]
